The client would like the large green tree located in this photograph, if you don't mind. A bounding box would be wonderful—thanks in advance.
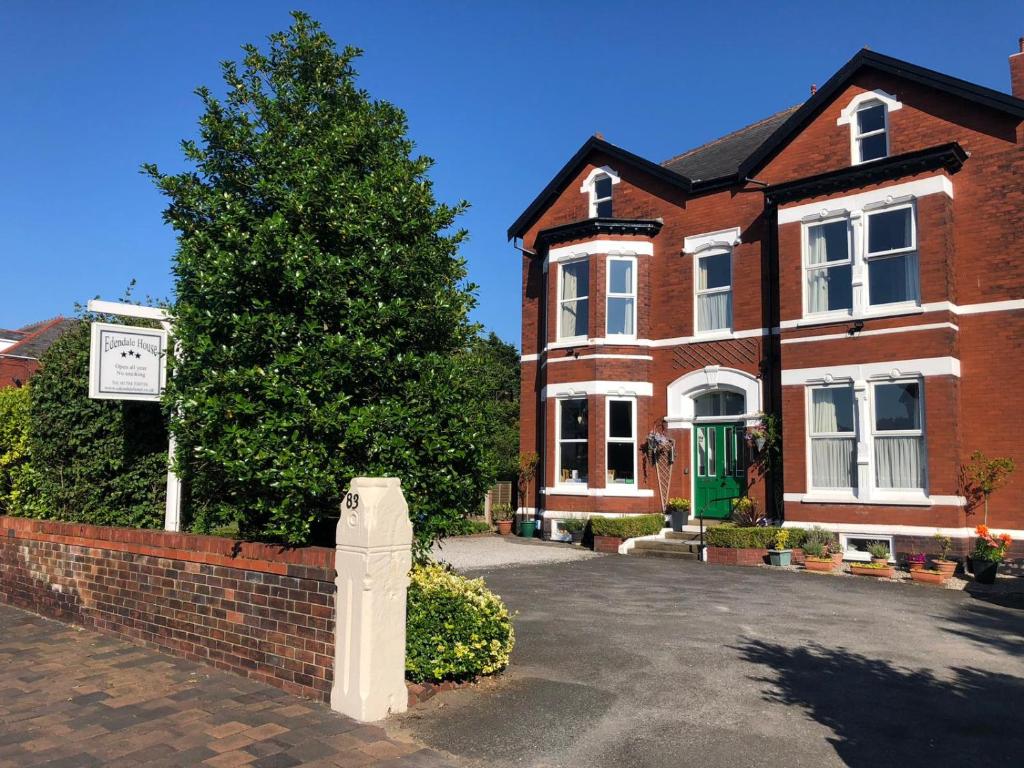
[145,13,489,553]
[462,332,520,482]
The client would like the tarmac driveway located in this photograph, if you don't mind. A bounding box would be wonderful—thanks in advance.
[396,556,1024,768]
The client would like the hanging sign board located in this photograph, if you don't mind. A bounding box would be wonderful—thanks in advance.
[88,322,168,401]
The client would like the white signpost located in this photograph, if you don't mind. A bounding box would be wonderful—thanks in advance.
[86,300,181,532]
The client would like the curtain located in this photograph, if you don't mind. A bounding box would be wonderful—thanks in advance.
[903,253,920,303]
[812,389,844,432]
[560,263,587,337]
[698,292,731,331]
[875,436,923,488]
[807,225,830,313]
[812,438,856,488]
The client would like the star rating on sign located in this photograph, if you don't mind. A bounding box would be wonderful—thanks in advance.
[119,351,143,359]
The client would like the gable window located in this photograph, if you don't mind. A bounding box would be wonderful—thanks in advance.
[557,397,588,484]
[805,220,853,315]
[854,100,888,163]
[696,249,733,332]
[873,380,925,489]
[606,257,636,337]
[808,385,857,490]
[558,259,589,340]
[593,174,613,217]
[866,205,919,306]
[606,398,636,485]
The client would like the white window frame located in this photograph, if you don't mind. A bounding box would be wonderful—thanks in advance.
[606,256,637,340]
[605,396,637,489]
[556,257,589,343]
[694,246,734,335]
[806,383,858,493]
[800,199,921,321]
[869,377,927,496]
[837,89,901,166]
[852,100,889,164]
[864,202,919,310]
[579,166,621,218]
[839,533,895,563]
[556,396,589,487]
[802,216,854,321]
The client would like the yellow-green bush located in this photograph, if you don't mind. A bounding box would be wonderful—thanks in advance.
[0,385,39,516]
[406,564,514,683]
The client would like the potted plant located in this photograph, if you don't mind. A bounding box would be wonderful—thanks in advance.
[906,549,927,572]
[559,517,586,545]
[911,568,947,586]
[932,533,957,577]
[730,496,766,527]
[768,529,792,567]
[493,503,513,536]
[867,541,890,566]
[802,541,836,572]
[971,524,1012,585]
[850,561,895,578]
[802,527,841,569]
[665,498,691,532]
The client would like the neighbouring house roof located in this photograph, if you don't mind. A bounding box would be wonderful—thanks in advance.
[508,48,1024,242]
[661,106,800,184]
[0,317,78,360]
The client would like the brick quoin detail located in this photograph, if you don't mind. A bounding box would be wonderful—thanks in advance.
[0,516,336,701]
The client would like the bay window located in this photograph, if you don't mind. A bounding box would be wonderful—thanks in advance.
[696,249,733,332]
[606,257,636,337]
[606,398,636,485]
[873,381,925,489]
[809,385,857,489]
[558,259,589,340]
[557,398,588,484]
[805,220,853,315]
[866,205,919,307]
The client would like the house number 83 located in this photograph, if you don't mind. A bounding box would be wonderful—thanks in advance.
[344,492,360,509]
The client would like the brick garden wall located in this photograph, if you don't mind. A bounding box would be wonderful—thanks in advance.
[0,516,336,701]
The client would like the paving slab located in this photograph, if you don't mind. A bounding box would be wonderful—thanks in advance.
[0,604,457,768]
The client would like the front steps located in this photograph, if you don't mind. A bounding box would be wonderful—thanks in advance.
[629,532,703,560]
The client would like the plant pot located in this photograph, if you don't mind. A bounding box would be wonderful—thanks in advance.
[519,520,536,539]
[850,564,894,578]
[670,508,689,532]
[831,552,845,566]
[496,519,513,535]
[804,557,836,572]
[908,560,926,572]
[933,559,957,576]
[570,530,584,545]
[972,558,999,585]
[768,549,792,567]
[871,557,889,566]
[911,569,947,586]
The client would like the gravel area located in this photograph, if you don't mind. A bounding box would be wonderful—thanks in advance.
[432,534,599,571]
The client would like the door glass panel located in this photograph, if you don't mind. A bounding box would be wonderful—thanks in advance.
[707,429,717,476]
[725,427,734,476]
[697,428,707,476]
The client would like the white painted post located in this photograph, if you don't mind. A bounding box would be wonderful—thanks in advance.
[331,477,413,722]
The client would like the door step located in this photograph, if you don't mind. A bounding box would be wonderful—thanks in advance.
[629,539,701,559]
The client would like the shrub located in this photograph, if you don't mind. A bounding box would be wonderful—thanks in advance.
[773,529,790,550]
[559,517,587,534]
[491,503,513,521]
[803,541,826,558]
[867,541,890,560]
[589,514,664,539]
[0,385,39,516]
[804,526,839,555]
[27,321,168,528]
[706,526,777,549]
[730,496,765,527]
[445,518,491,536]
[406,564,514,683]
[665,497,690,513]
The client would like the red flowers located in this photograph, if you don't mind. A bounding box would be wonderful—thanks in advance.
[974,525,1013,563]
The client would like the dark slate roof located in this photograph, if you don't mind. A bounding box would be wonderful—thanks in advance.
[661,106,800,183]
[0,317,79,359]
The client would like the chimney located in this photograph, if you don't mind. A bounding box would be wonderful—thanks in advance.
[1011,37,1024,99]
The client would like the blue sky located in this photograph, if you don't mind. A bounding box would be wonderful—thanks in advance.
[2,1,1022,347]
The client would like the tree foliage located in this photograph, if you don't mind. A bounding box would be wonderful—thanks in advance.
[460,332,520,481]
[0,384,39,516]
[26,321,167,527]
[145,13,489,552]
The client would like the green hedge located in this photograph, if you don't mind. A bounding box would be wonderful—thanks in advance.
[406,564,514,683]
[706,527,807,549]
[0,385,39,516]
[589,514,664,539]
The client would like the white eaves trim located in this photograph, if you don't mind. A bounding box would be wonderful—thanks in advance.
[780,356,960,386]
[547,239,654,266]
[777,175,952,225]
[541,380,653,399]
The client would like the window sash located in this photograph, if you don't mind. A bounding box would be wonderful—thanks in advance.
[606,258,636,337]
[606,398,636,485]
[865,206,916,258]
[558,260,589,339]
[696,250,733,332]
[871,378,925,490]
[557,398,589,485]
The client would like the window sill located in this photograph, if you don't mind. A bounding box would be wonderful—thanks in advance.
[547,484,589,495]
[692,330,736,342]
[795,493,932,507]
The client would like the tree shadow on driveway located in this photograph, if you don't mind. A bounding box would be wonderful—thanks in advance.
[734,639,1024,767]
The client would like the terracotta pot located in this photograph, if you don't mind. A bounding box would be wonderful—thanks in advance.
[933,559,957,576]
[804,558,836,573]
[851,564,894,578]
[911,569,947,585]
[908,560,926,572]
[496,519,513,535]
[831,552,845,566]
[871,557,889,566]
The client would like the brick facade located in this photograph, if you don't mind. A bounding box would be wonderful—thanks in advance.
[513,47,1024,551]
[0,516,336,701]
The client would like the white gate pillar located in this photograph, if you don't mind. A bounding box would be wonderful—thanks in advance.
[331,477,412,721]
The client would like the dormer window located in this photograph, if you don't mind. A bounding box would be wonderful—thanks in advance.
[854,101,888,162]
[580,166,620,218]
[837,90,902,166]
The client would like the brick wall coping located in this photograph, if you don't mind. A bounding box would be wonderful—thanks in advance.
[0,515,334,578]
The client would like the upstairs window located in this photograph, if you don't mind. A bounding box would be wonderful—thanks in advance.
[593,174,613,217]
[854,100,888,163]
[866,205,918,307]
[805,219,853,315]
[696,249,733,333]
[606,257,636,337]
[558,259,589,340]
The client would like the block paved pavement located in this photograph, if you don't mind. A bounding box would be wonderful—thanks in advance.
[0,603,458,768]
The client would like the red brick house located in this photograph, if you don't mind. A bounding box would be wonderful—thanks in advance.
[0,317,78,388]
[509,44,1024,559]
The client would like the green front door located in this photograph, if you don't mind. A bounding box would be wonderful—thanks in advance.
[694,423,746,519]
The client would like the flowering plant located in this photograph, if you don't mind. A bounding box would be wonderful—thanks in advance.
[744,421,767,449]
[907,552,927,565]
[973,525,1013,563]
[643,431,674,463]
